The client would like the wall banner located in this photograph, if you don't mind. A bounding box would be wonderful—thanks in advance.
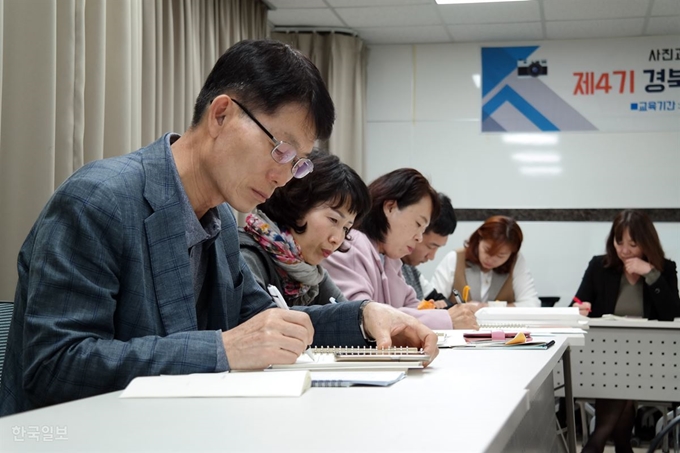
[481,37,680,133]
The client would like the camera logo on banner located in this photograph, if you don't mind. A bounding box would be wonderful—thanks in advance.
[517,59,548,78]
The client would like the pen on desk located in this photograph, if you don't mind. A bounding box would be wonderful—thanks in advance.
[267,284,316,361]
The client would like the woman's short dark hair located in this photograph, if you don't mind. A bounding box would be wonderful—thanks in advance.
[464,216,523,274]
[604,209,665,271]
[357,168,440,244]
[259,150,370,244]
[191,39,335,141]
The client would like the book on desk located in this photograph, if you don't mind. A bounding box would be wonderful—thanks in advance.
[119,347,424,398]
[436,330,559,349]
[120,367,410,398]
[457,338,556,350]
[457,331,555,350]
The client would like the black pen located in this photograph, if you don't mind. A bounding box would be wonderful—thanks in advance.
[443,289,463,309]
[452,289,465,305]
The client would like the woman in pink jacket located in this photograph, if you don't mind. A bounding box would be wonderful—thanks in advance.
[322,169,478,330]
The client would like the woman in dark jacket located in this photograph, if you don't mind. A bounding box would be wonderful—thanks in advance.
[573,209,680,453]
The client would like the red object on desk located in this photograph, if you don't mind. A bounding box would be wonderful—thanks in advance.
[464,332,531,340]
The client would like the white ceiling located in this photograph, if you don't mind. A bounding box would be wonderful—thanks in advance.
[265,0,680,45]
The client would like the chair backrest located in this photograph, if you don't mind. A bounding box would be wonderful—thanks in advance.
[0,301,13,382]
[539,296,560,307]
[647,413,680,452]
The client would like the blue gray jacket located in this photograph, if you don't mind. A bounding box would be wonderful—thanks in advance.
[0,134,365,416]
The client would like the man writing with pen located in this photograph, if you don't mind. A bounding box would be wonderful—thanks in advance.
[401,193,478,329]
[0,40,438,417]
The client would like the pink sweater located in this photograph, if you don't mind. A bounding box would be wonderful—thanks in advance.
[322,230,453,330]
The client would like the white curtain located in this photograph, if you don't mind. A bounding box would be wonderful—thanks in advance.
[271,32,367,176]
[0,0,268,300]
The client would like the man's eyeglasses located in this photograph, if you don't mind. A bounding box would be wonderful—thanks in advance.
[231,99,314,179]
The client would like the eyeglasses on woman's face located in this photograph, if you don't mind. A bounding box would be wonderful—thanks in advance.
[231,99,314,179]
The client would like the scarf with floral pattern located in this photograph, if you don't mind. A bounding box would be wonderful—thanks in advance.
[244,210,324,305]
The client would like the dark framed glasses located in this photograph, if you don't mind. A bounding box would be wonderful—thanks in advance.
[231,99,314,179]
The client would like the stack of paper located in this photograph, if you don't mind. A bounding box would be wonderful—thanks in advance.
[120,368,410,398]
[475,307,588,329]
[120,370,312,398]
[455,331,556,350]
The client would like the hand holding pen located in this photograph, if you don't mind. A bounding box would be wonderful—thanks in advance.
[268,285,316,361]
[573,296,592,316]
[218,288,313,370]
[450,289,464,306]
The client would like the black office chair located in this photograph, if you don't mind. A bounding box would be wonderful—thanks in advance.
[0,301,13,383]
[539,296,560,307]
[647,413,680,453]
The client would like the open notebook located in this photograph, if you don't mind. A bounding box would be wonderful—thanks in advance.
[269,347,429,371]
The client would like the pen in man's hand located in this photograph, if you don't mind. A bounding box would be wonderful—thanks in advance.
[267,285,316,361]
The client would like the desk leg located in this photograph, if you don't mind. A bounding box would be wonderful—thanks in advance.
[563,346,577,453]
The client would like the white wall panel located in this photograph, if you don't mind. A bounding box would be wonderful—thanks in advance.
[366,45,414,122]
[365,121,415,182]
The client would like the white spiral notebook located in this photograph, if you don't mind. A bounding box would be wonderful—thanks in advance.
[269,347,428,371]
[309,370,406,387]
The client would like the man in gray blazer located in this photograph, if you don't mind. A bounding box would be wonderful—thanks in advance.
[0,40,437,416]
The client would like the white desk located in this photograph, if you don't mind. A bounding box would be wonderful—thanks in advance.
[550,319,679,448]
[555,319,680,401]
[0,337,571,453]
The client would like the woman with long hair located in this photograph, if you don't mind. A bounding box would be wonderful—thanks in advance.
[573,209,680,453]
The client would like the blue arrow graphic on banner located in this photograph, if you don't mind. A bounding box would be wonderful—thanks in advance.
[482,85,559,131]
[482,46,538,97]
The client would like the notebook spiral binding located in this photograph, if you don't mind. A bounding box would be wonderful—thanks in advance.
[478,322,529,329]
[310,346,424,355]
[311,380,347,388]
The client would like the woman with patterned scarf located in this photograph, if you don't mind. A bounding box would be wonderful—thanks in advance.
[239,150,370,306]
